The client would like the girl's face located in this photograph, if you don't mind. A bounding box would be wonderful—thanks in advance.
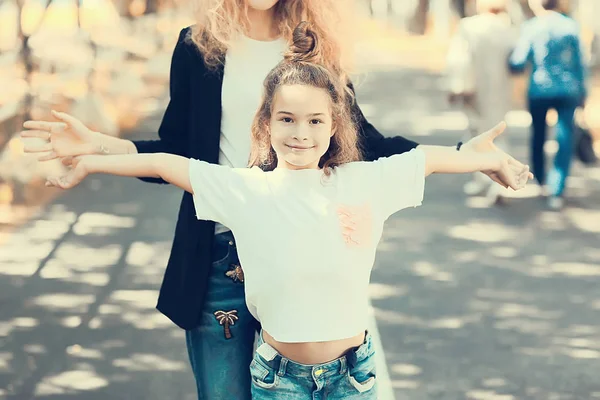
[269,84,334,170]
[246,0,279,11]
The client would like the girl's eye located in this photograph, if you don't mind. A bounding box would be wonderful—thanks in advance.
[281,117,293,123]
[310,119,323,125]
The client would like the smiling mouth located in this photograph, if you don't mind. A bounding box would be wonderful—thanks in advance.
[285,144,314,151]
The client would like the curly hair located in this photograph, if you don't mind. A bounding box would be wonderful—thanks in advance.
[247,22,361,175]
[188,0,355,76]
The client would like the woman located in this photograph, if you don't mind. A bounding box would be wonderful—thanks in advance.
[21,1,526,398]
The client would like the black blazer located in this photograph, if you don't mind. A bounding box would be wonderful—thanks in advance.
[134,27,419,330]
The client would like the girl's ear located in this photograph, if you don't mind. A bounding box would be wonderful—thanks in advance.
[330,120,337,137]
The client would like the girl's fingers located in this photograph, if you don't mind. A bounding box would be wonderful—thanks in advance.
[61,156,74,166]
[23,142,53,153]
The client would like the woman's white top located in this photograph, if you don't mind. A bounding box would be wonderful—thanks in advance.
[215,34,287,234]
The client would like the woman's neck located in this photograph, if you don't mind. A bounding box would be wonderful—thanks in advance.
[246,7,280,41]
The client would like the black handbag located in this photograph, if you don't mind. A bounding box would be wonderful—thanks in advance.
[574,121,598,165]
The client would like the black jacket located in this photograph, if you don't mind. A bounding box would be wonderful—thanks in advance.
[134,27,419,330]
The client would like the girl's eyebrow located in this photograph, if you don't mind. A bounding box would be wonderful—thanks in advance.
[276,111,326,117]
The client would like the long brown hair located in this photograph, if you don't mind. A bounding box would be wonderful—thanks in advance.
[248,22,361,175]
[188,0,355,76]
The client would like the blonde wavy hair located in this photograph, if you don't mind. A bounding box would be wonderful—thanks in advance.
[189,0,355,75]
[248,22,361,175]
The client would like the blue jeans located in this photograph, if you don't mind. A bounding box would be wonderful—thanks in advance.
[185,231,260,399]
[250,331,377,399]
[529,97,578,197]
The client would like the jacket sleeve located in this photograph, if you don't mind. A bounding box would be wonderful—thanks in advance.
[349,82,419,161]
[509,24,532,73]
[132,27,194,184]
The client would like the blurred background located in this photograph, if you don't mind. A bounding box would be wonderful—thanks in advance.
[1,0,600,399]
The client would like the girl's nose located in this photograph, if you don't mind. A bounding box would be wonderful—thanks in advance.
[293,126,310,141]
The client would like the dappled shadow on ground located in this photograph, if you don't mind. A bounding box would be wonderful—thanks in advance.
[361,68,600,400]
[0,172,196,399]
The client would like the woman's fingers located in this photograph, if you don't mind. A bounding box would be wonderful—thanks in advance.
[45,176,71,189]
[20,129,52,139]
[489,173,509,189]
[23,120,67,133]
[38,152,58,162]
[51,110,84,130]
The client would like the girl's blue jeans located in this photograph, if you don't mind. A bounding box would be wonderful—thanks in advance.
[250,331,378,399]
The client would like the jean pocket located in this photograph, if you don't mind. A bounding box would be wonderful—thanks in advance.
[348,374,376,393]
[250,358,279,390]
[347,357,377,394]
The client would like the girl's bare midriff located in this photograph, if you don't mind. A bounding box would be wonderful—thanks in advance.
[262,330,365,365]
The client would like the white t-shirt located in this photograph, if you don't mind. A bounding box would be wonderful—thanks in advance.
[215,34,286,234]
[189,148,426,343]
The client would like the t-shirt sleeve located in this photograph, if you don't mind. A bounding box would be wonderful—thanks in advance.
[372,148,426,218]
[188,159,252,227]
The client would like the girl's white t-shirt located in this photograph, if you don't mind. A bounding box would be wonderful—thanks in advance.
[188,148,426,343]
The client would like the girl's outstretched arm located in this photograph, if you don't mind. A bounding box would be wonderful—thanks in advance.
[45,153,193,193]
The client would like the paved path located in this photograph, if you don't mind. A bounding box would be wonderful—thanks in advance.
[1,65,600,400]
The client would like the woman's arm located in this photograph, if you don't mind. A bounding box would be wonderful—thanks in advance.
[420,146,529,190]
[21,28,194,184]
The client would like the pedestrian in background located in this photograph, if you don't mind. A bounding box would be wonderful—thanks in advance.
[509,0,588,210]
[446,0,517,205]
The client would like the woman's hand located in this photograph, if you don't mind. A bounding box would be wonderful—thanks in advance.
[483,153,531,191]
[45,156,90,189]
[20,110,104,161]
[462,121,534,188]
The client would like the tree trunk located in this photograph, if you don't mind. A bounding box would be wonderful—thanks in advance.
[15,0,53,122]
[451,0,466,18]
[408,0,430,35]
[144,0,160,14]
[224,322,232,339]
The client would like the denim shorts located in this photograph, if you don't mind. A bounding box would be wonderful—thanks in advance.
[250,331,377,399]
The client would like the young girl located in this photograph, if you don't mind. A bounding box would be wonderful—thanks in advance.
[39,23,530,399]
[19,1,528,397]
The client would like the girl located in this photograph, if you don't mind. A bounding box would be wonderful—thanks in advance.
[20,1,529,397]
[39,23,531,399]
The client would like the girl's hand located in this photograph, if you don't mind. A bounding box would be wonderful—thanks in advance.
[20,110,103,161]
[462,122,534,188]
[45,157,89,189]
